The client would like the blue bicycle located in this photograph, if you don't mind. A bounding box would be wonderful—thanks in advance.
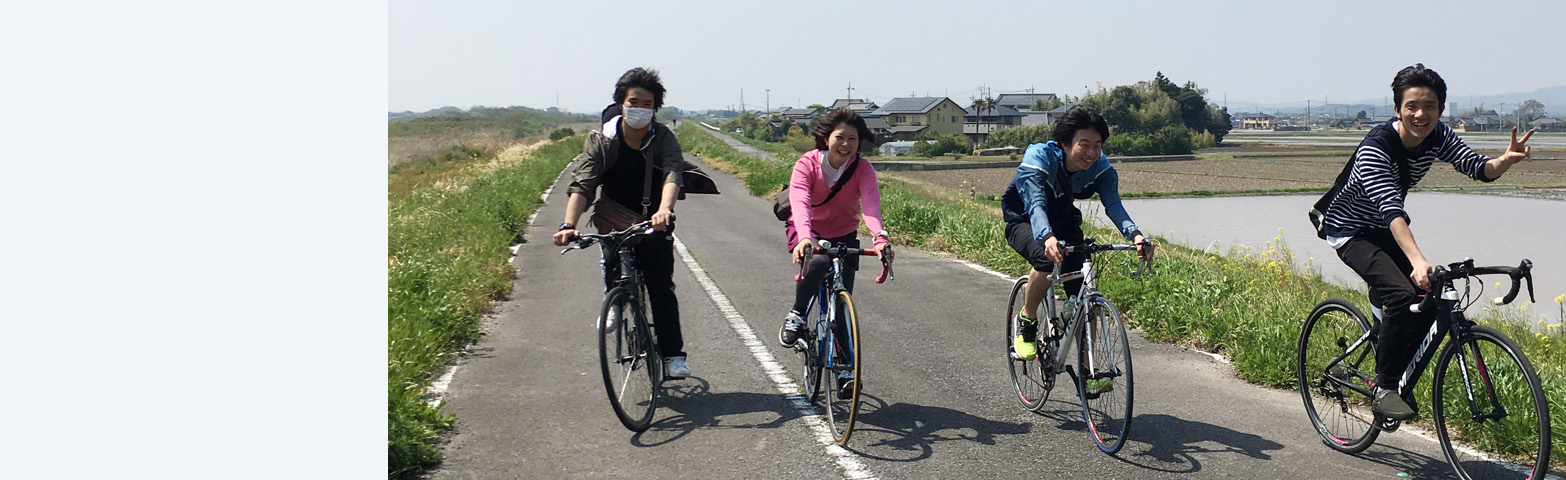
[793,239,892,446]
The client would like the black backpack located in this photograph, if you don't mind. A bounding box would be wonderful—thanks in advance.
[1308,124,1412,239]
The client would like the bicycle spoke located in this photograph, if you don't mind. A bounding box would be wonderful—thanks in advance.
[1297,300,1379,453]
[1433,329,1550,480]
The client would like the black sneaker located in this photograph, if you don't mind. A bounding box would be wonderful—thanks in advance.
[1372,386,1416,421]
[836,375,857,400]
[778,311,806,348]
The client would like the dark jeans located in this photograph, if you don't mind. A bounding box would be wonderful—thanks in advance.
[603,231,684,359]
[790,232,860,314]
[1335,229,1436,387]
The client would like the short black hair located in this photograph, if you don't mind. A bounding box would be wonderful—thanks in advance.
[613,67,666,110]
[1391,63,1446,112]
[812,107,875,151]
[1049,106,1111,146]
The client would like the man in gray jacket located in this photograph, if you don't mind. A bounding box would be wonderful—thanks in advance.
[553,67,690,378]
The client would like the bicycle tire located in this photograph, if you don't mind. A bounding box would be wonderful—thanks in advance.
[1431,326,1551,480]
[1297,299,1380,454]
[824,290,862,446]
[598,286,657,432]
[1076,297,1134,454]
[1006,276,1054,410]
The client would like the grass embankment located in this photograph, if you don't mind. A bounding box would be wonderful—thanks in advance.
[677,123,1566,472]
[387,137,583,476]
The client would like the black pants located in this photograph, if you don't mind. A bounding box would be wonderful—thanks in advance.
[603,232,684,359]
[791,233,860,314]
[1004,220,1087,299]
[1335,229,1436,387]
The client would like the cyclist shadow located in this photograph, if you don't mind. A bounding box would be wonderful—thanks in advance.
[844,394,1033,462]
[630,376,798,447]
[1346,441,1456,478]
[1034,403,1283,474]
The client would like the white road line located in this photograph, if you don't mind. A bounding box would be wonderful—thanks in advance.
[671,235,875,480]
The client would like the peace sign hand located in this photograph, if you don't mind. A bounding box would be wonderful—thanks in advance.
[1505,126,1536,163]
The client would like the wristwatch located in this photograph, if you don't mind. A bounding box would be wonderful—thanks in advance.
[559,222,575,231]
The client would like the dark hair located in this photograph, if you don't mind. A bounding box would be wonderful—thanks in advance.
[812,107,875,151]
[613,67,666,110]
[1049,106,1111,146]
[1391,63,1446,112]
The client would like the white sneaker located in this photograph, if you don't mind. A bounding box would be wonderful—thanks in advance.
[664,356,691,379]
[599,306,620,331]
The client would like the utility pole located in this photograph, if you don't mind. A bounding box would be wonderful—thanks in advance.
[765,89,770,113]
[741,88,745,114]
[847,82,853,101]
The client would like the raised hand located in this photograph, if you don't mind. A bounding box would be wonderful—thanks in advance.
[1507,126,1535,162]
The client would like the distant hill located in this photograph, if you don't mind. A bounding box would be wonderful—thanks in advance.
[1226,86,1566,119]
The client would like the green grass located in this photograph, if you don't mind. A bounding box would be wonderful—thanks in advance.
[387,137,582,476]
[685,127,1566,473]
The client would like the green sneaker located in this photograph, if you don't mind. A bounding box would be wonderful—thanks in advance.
[1013,315,1039,360]
[1084,377,1114,396]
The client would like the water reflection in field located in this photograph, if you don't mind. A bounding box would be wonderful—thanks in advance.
[1093,192,1565,323]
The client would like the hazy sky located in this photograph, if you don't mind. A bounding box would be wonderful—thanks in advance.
[391,0,1566,113]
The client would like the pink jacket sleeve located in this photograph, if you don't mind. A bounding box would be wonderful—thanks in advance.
[857,161,889,247]
[788,151,818,238]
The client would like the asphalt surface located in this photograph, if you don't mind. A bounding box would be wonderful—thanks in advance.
[424,130,1494,479]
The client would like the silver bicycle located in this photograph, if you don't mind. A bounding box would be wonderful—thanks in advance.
[1007,238,1151,454]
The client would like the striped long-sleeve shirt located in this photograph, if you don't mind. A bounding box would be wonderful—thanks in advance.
[1321,120,1493,241]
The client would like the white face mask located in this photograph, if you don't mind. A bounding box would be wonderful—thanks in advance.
[623,107,655,129]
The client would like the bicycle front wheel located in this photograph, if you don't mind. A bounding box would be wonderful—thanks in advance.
[1077,298,1133,454]
[1432,326,1551,480]
[1006,276,1053,411]
[824,290,862,446]
[598,286,657,432]
[1297,299,1379,454]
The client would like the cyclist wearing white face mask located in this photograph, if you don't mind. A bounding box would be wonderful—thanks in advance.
[555,67,693,378]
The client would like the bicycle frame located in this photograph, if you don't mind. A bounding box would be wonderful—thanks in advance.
[1320,259,1534,422]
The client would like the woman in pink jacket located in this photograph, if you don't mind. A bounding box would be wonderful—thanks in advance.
[777,108,893,395]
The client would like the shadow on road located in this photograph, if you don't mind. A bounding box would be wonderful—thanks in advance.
[845,394,1033,462]
[1031,400,1285,474]
[630,377,798,447]
[1349,441,1455,478]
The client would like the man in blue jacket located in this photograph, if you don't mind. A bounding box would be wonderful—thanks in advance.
[1002,107,1153,363]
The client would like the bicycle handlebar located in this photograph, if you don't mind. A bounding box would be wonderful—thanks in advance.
[795,239,894,284]
[1049,238,1154,281]
[559,220,660,255]
[1409,258,1533,313]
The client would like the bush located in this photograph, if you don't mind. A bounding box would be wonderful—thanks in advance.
[911,134,971,157]
[980,124,1052,149]
[548,127,575,141]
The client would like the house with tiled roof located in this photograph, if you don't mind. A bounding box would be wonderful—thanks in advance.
[995,93,1058,112]
[873,97,965,140]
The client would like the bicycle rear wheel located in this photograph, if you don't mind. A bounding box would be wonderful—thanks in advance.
[598,286,658,432]
[1297,299,1379,454]
[824,290,862,446]
[1006,276,1053,410]
[1432,326,1551,480]
[1076,298,1133,454]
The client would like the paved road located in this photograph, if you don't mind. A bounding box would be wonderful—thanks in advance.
[425,131,1494,479]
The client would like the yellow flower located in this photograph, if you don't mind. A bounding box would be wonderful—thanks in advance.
[1556,294,1565,304]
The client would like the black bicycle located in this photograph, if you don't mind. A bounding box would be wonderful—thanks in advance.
[1298,258,1552,479]
[793,239,892,445]
[562,220,668,432]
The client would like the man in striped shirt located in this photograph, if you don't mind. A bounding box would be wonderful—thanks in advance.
[1320,64,1535,421]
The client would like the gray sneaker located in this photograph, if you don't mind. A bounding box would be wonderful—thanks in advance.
[1372,386,1415,420]
[664,356,691,379]
[778,311,807,347]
